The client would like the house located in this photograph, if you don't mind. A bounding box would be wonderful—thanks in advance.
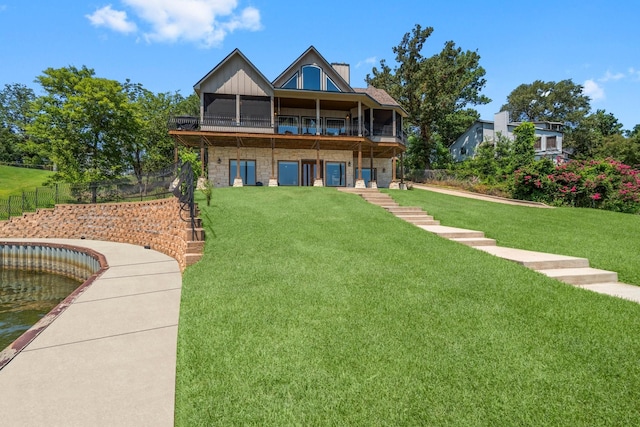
[449,111,565,163]
[169,47,408,188]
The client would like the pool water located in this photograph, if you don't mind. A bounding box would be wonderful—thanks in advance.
[0,269,81,351]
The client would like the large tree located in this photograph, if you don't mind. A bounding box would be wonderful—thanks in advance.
[500,79,590,127]
[0,83,36,163]
[28,66,138,183]
[366,24,490,170]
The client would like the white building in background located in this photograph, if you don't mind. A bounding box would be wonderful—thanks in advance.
[450,111,565,163]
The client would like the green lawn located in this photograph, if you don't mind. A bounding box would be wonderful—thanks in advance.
[386,188,640,287]
[176,187,640,426]
[0,165,53,198]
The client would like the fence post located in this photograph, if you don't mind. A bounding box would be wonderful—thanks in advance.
[55,183,59,204]
[22,191,25,215]
[35,187,38,210]
[7,195,10,218]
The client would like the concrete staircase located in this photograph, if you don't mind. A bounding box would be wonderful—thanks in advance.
[339,188,638,303]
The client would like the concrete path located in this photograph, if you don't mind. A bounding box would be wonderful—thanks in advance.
[0,238,182,427]
[342,188,640,304]
[411,183,553,208]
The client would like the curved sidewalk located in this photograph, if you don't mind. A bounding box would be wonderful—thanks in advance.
[0,238,182,427]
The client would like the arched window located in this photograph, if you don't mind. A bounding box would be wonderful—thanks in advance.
[302,65,321,90]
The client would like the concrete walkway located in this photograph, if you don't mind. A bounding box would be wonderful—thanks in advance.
[0,238,182,427]
[342,188,640,304]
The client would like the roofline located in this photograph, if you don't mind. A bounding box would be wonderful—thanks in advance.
[193,48,273,94]
[271,45,355,93]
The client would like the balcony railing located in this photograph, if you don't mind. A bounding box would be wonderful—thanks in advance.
[169,115,406,144]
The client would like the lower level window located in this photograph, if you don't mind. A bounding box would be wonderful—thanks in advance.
[229,160,256,185]
[278,161,299,186]
[325,162,346,187]
[355,168,377,187]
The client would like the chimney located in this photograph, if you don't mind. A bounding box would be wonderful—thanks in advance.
[331,63,350,85]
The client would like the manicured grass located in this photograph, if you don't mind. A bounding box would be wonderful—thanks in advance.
[176,187,640,426]
[0,165,53,198]
[385,188,640,286]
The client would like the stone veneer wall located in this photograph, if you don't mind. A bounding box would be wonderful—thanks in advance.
[208,146,394,188]
[0,198,204,271]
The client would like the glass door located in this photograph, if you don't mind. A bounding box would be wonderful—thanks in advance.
[302,160,323,186]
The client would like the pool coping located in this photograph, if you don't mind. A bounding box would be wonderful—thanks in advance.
[0,241,110,371]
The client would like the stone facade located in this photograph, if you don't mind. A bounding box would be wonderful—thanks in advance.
[0,198,203,271]
[208,146,394,188]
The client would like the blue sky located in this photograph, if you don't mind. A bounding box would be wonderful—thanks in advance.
[1,0,639,129]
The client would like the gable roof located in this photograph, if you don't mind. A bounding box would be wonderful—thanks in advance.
[271,46,354,93]
[193,48,272,94]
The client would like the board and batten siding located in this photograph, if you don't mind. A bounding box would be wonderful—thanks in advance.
[199,55,273,97]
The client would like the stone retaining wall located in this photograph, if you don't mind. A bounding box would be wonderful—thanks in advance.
[0,198,204,271]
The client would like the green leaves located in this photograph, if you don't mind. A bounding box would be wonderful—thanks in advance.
[367,24,490,169]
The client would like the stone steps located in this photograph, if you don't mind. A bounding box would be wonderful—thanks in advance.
[341,187,638,302]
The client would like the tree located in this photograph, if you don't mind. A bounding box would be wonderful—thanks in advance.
[511,122,536,171]
[366,24,490,169]
[567,109,625,159]
[28,66,138,183]
[0,83,36,163]
[501,79,590,127]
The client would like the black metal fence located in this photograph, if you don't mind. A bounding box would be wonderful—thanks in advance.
[0,164,180,220]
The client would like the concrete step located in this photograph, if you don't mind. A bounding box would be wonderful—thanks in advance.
[385,206,424,213]
[417,225,485,239]
[402,219,441,226]
[476,246,590,270]
[576,282,640,303]
[540,267,618,285]
[395,215,437,223]
[451,237,497,247]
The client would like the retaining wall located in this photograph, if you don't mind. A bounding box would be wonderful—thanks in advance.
[0,198,203,271]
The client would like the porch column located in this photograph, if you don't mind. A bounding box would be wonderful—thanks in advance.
[355,143,365,188]
[392,111,397,137]
[400,151,406,190]
[389,148,400,189]
[314,141,323,186]
[173,138,179,165]
[316,99,321,136]
[270,96,275,128]
[233,138,243,187]
[369,108,374,137]
[269,139,278,186]
[358,101,362,137]
[200,138,206,177]
[369,145,377,189]
[235,94,241,125]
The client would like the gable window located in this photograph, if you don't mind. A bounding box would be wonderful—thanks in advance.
[326,76,340,92]
[229,160,256,186]
[283,73,298,89]
[302,65,321,90]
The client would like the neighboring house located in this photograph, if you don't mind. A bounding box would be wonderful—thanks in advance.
[169,46,408,188]
[450,111,565,163]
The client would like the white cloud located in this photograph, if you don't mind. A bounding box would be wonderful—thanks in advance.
[599,70,625,82]
[583,79,605,101]
[356,56,377,68]
[86,5,137,34]
[87,0,262,48]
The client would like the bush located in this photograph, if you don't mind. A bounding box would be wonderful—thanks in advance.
[512,158,640,213]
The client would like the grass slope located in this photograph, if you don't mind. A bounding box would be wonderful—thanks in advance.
[0,165,53,198]
[386,188,640,287]
[176,188,640,426]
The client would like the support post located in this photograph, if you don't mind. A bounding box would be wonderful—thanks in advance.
[355,143,365,188]
[233,138,243,187]
[369,145,377,189]
[314,141,323,186]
